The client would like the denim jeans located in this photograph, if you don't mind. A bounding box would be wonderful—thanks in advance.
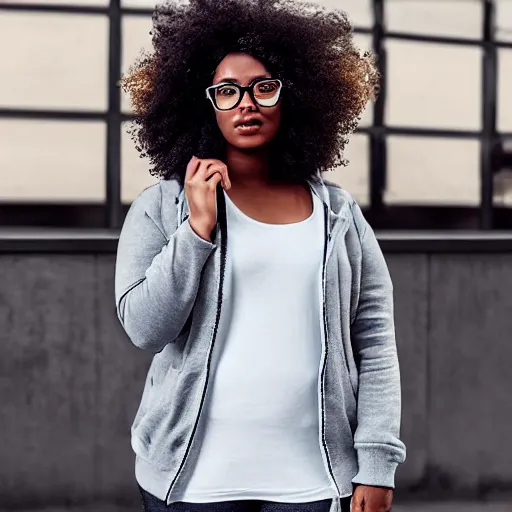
[138,485,352,512]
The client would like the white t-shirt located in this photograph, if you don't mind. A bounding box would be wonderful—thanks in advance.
[173,187,337,503]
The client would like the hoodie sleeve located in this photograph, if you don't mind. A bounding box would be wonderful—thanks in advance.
[349,202,407,489]
[114,190,217,353]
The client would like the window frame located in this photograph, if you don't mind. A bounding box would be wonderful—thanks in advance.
[0,0,510,230]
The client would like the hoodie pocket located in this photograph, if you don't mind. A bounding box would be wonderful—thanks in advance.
[131,364,158,434]
[131,362,189,471]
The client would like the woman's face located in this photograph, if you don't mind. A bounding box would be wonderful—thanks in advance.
[209,53,282,150]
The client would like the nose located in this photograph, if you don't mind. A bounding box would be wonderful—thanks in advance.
[239,89,257,110]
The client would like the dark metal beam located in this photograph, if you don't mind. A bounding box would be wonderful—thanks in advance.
[0,3,107,15]
[5,203,512,231]
[370,0,386,210]
[105,0,123,229]
[386,30,512,50]
[386,31,482,48]
[4,228,512,254]
[480,0,498,230]
[356,126,483,139]
[0,109,106,121]
[0,108,485,140]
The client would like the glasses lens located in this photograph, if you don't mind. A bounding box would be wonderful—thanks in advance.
[210,80,282,110]
[214,84,241,110]
[253,80,281,106]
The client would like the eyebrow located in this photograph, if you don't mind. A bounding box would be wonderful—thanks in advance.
[214,75,271,85]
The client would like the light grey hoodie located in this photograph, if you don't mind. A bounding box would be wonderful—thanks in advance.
[114,174,406,512]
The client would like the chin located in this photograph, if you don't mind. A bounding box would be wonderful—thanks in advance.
[230,136,271,150]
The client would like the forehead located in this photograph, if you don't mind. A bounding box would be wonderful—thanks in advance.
[213,53,270,85]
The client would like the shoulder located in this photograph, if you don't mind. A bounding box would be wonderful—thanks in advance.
[132,179,181,209]
[124,179,182,239]
[322,177,368,242]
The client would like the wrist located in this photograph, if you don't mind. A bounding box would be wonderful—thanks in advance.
[188,217,212,242]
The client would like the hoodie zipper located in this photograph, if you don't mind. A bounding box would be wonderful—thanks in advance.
[165,186,228,504]
[319,202,342,499]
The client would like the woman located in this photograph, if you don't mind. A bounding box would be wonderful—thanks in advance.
[116,1,406,512]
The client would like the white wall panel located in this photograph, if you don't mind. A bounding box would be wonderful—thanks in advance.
[0,12,108,111]
[498,49,512,132]
[0,120,106,202]
[387,40,481,131]
[13,0,107,5]
[122,0,157,7]
[386,137,480,206]
[496,0,512,43]
[387,0,482,39]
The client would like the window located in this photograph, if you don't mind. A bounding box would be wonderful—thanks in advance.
[0,0,508,229]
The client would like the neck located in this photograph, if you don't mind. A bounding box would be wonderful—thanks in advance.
[224,144,274,189]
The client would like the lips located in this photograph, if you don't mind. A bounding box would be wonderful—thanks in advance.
[235,118,263,128]
[236,123,262,134]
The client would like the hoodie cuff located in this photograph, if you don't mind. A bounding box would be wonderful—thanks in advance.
[351,445,401,489]
[181,217,217,249]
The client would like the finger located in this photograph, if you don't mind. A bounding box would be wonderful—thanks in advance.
[198,159,230,187]
[198,162,231,189]
[185,155,200,181]
[202,164,224,180]
[205,160,231,189]
[207,171,223,190]
[193,159,215,179]
[204,166,230,190]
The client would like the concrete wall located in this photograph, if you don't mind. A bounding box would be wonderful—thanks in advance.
[1,250,511,508]
[1,0,512,208]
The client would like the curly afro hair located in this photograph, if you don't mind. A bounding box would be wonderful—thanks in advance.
[121,0,379,186]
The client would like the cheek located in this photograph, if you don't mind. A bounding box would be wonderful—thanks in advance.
[215,112,233,135]
[267,107,281,134]
[274,108,282,128]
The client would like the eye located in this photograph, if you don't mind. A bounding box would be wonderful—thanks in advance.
[256,81,278,93]
[217,85,237,96]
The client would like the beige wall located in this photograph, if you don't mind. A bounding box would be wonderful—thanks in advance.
[1,0,511,207]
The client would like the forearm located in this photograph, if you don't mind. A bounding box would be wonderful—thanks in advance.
[350,206,406,488]
[115,202,216,353]
[351,330,405,488]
